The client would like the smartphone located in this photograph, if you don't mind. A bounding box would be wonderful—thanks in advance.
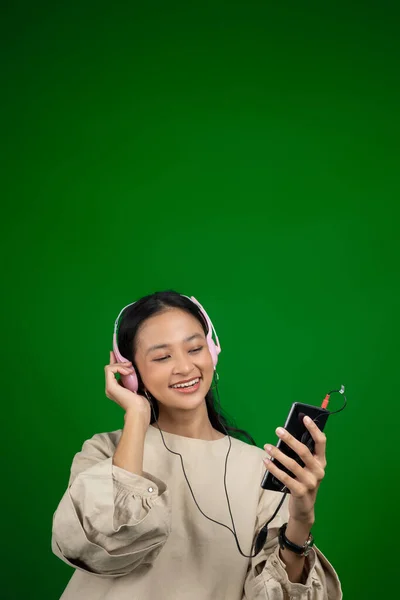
[261,402,329,493]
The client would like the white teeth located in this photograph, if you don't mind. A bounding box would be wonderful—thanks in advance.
[171,378,200,389]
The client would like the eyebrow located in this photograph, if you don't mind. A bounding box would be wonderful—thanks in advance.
[146,333,204,356]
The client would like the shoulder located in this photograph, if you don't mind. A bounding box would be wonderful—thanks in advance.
[76,428,123,457]
[67,429,124,484]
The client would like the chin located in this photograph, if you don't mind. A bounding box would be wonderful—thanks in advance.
[167,385,208,408]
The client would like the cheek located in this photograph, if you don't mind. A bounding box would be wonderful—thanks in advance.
[143,364,168,387]
[149,363,187,394]
[136,361,161,389]
[200,352,215,377]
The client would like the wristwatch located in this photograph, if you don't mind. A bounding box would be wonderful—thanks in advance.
[278,523,315,557]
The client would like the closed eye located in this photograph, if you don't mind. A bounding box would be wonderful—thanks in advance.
[190,346,203,354]
[152,347,204,362]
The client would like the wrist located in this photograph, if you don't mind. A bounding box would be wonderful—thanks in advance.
[124,409,148,429]
[290,513,315,529]
[285,518,314,547]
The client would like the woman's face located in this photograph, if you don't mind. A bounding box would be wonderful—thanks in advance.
[134,308,214,410]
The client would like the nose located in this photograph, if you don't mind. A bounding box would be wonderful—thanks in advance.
[173,351,195,375]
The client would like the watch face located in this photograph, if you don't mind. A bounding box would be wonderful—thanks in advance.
[304,535,315,556]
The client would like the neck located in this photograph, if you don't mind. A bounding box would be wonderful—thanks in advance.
[154,403,224,440]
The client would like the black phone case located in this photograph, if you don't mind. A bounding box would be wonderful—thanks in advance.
[261,402,329,493]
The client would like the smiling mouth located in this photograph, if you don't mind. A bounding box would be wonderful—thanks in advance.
[170,377,201,390]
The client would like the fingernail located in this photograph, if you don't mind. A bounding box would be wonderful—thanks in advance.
[304,416,312,424]
[276,427,285,436]
[265,444,273,453]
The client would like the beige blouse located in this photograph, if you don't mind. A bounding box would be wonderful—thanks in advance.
[52,424,342,599]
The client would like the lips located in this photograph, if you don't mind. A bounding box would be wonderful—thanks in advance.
[170,379,201,394]
[169,377,202,388]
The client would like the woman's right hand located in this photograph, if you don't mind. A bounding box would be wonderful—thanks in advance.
[105,351,151,426]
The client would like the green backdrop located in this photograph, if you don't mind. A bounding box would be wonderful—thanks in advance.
[2,1,399,598]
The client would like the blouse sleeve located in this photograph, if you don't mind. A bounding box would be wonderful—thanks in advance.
[243,489,342,599]
[51,432,171,577]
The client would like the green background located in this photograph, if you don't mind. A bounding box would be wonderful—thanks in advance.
[2,1,399,598]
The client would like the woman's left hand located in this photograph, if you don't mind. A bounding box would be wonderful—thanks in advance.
[263,416,327,524]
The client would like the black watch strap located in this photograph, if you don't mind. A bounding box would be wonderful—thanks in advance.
[278,523,314,557]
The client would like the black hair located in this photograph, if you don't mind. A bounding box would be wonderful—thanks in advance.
[117,290,256,446]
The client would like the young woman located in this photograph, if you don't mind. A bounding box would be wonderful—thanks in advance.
[52,291,342,599]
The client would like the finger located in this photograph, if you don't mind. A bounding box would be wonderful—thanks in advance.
[106,359,132,370]
[263,457,306,496]
[265,443,324,486]
[264,444,310,479]
[105,364,133,386]
[275,427,315,468]
[106,364,133,375]
[303,417,327,461]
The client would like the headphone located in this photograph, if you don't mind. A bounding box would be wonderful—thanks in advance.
[113,295,221,393]
[112,294,283,558]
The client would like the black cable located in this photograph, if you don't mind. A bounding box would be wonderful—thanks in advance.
[253,492,288,555]
[325,386,347,415]
[150,373,268,558]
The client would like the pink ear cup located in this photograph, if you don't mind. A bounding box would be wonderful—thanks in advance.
[112,331,139,393]
[189,296,221,368]
[208,342,219,367]
[121,372,139,393]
